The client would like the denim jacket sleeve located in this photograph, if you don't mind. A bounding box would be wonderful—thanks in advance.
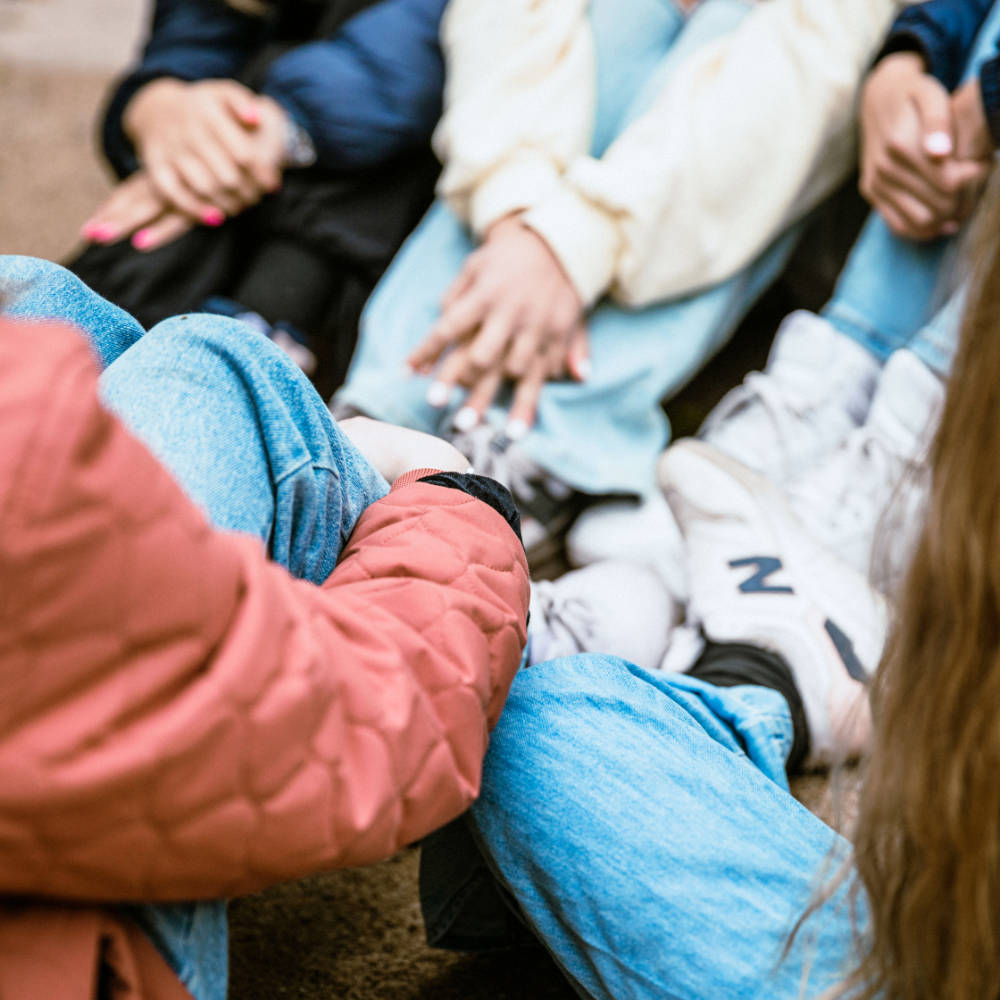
[880,0,1000,145]
[256,0,447,170]
[101,0,267,177]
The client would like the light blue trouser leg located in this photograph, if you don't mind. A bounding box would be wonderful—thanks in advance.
[822,0,1000,364]
[336,0,801,498]
[0,256,389,1000]
[464,657,858,999]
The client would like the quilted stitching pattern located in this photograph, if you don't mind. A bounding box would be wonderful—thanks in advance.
[0,320,529,902]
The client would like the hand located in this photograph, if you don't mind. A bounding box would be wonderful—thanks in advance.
[407,216,588,436]
[338,416,472,482]
[860,52,990,239]
[79,171,194,251]
[123,78,287,224]
[951,76,994,161]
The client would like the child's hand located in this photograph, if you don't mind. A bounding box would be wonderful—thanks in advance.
[338,417,472,483]
[123,78,286,225]
[407,216,588,438]
[79,171,193,251]
[860,52,989,240]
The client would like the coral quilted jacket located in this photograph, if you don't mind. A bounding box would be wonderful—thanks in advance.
[0,318,529,998]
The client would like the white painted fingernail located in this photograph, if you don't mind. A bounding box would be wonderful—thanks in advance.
[426,381,451,408]
[506,418,529,441]
[576,357,592,381]
[925,131,952,156]
[452,406,480,432]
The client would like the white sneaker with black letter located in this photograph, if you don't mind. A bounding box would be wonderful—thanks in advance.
[658,438,888,766]
[567,311,880,596]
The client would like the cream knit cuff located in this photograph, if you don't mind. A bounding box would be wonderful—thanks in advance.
[522,182,621,308]
[467,152,563,236]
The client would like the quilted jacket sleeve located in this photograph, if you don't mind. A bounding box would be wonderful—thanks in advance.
[0,319,529,902]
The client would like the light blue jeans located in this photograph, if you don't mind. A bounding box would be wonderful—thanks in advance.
[423,657,862,999]
[335,0,802,497]
[822,0,1000,380]
[0,255,389,1000]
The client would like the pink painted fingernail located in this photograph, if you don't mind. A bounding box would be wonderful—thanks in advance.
[81,222,116,243]
[941,221,960,236]
[240,106,260,126]
[925,131,953,156]
[132,229,154,250]
[201,208,225,227]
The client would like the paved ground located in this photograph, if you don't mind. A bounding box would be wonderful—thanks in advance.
[1,2,851,996]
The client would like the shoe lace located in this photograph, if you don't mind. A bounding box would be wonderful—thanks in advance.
[702,371,803,456]
[450,424,571,506]
[529,578,596,659]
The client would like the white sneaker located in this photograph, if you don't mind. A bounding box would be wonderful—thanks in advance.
[701,311,880,484]
[527,560,679,672]
[565,312,878,597]
[785,349,944,594]
[658,439,889,765]
[565,491,689,604]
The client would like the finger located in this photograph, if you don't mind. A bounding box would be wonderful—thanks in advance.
[440,265,476,312]
[146,160,218,221]
[452,369,504,432]
[425,344,470,409]
[868,178,940,237]
[565,323,591,382]
[505,352,549,439]
[910,80,955,159]
[206,103,280,196]
[461,307,519,384]
[409,290,487,371]
[82,181,164,243]
[877,158,963,218]
[186,128,260,209]
[172,152,238,220]
[131,211,195,252]
[503,315,547,379]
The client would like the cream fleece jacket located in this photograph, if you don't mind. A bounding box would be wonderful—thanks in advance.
[432,0,910,308]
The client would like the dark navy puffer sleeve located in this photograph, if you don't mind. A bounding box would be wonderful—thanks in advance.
[101,0,268,178]
[258,0,447,170]
[879,0,993,90]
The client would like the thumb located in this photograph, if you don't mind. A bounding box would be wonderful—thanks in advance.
[913,79,955,158]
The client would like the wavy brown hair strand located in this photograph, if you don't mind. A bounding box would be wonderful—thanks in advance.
[845,168,1000,1000]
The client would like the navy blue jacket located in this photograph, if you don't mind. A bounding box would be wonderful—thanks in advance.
[102,0,447,177]
[882,0,1000,144]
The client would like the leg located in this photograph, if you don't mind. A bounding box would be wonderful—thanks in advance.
[67,221,248,331]
[431,656,858,999]
[99,313,389,581]
[97,317,389,998]
[0,254,144,367]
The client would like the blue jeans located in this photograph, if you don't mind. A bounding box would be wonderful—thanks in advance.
[0,255,388,1000]
[335,0,801,498]
[822,0,1000,378]
[423,656,860,999]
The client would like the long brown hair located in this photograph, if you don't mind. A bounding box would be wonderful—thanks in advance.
[844,170,1000,999]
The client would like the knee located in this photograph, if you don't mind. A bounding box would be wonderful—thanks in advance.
[482,654,636,787]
